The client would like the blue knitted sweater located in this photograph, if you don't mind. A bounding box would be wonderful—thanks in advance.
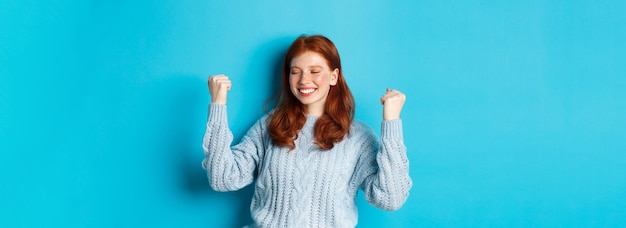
[202,103,412,227]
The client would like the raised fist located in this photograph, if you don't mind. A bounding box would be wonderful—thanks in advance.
[208,74,231,105]
[380,88,406,120]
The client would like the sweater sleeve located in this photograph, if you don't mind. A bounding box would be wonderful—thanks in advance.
[357,119,412,211]
[201,103,265,192]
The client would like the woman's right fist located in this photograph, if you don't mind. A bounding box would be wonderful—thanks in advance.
[208,74,231,105]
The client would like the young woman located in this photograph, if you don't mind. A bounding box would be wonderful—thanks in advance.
[203,35,411,227]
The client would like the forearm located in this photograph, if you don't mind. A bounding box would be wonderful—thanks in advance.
[365,119,412,210]
[202,103,253,191]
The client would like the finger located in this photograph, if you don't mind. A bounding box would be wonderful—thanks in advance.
[381,95,395,104]
[380,94,388,103]
[209,74,227,82]
[385,88,401,97]
[386,90,405,98]
[222,81,232,91]
[209,76,231,93]
[381,92,396,101]
[381,92,392,104]
[213,77,229,83]
[212,77,231,86]
[381,93,405,104]
[381,91,389,104]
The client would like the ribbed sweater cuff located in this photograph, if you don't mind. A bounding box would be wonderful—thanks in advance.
[381,119,403,140]
[208,102,227,124]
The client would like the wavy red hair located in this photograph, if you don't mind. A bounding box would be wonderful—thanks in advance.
[267,35,355,150]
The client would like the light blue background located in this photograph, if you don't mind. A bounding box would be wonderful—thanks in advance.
[1,0,625,227]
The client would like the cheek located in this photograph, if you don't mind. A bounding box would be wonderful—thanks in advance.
[288,75,297,86]
[313,74,330,85]
[288,76,300,94]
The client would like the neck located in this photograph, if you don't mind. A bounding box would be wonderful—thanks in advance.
[303,105,324,117]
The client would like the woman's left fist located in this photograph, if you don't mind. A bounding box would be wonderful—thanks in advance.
[380,88,406,120]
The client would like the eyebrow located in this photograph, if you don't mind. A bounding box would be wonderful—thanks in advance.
[291,65,324,69]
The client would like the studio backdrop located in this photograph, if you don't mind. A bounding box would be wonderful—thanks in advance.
[1,0,625,227]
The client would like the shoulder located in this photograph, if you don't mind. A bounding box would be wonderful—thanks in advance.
[349,119,377,140]
[344,119,379,154]
[242,114,271,136]
[254,114,271,129]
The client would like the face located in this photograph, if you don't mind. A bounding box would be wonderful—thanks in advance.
[289,51,339,116]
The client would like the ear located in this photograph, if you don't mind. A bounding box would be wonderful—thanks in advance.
[330,68,339,86]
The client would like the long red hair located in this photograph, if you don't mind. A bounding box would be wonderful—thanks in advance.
[267,35,355,150]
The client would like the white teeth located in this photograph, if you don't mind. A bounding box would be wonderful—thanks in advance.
[299,88,316,94]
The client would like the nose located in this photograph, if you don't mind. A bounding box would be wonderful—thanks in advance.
[298,72,312,84]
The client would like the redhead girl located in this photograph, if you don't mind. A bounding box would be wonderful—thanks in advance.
[203,35,412,227]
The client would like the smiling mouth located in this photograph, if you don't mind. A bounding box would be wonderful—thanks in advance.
[299,88,317,95]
